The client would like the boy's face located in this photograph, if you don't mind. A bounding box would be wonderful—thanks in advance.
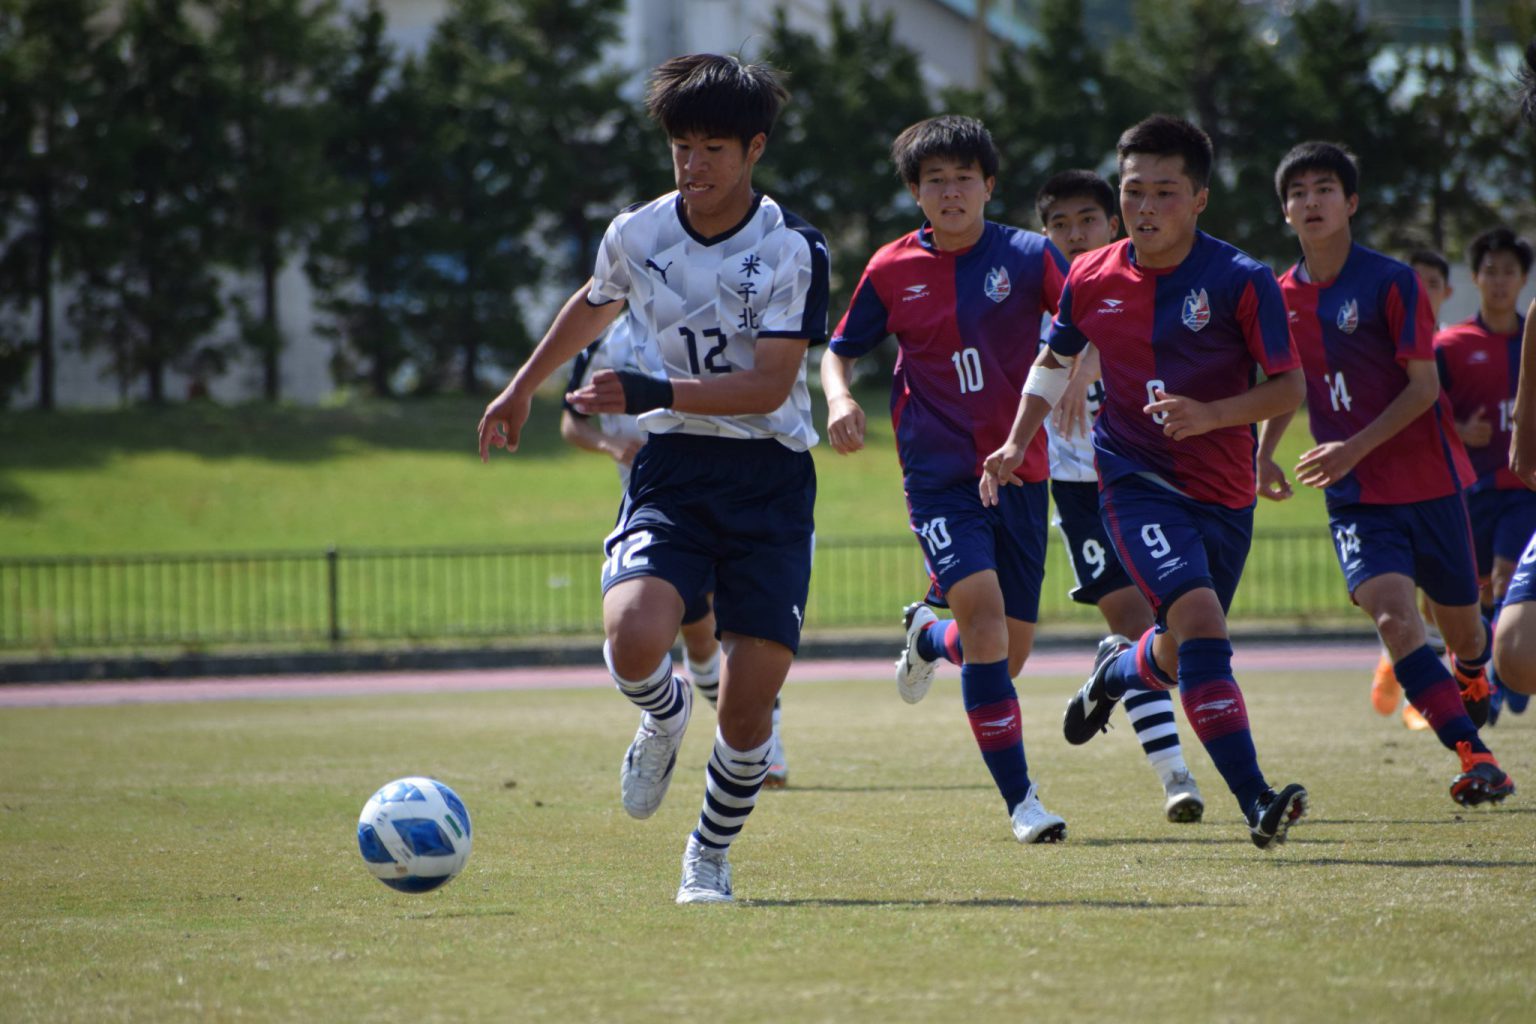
[1041,197,1118,261]
[1411,263,1452,320]
[907,156,993,240]
[1473,249,1528,318]
[1118,152,1208,266]
[1281,169,1357,245]
[671,131,765,224]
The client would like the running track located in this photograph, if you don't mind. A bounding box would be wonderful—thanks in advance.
[0,641,1381,708]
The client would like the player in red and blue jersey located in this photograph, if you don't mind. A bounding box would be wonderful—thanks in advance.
[1436,227,1534,721]
[1257,141,1512,806]
[982,115,1311,849]
[822,115,1072,844]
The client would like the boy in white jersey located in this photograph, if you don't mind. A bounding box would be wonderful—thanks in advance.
[1036,170,1204,823]
[561,315,789,785]
[479,54,829,904]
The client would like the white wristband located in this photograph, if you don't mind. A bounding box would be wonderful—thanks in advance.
[1022,363,1069,407]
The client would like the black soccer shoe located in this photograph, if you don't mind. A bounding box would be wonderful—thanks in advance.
[1248,783,1308,850]
[1063,634,1133,745]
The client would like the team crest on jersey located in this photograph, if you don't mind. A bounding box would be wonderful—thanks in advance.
[1181,288,1211,332]
[1336,298,1359,334]
[984,266,1011,303]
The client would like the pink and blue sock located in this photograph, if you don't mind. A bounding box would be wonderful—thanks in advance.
[917,617,964,666]
[1102,628,1174,699]
[961,658,1031,812]
[1177,638,1269,813]
[1396,645,1489,753]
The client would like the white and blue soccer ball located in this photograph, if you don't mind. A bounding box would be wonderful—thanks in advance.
[356,777,472,893]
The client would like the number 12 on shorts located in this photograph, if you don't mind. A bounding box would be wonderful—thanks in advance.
[605,530,654,577]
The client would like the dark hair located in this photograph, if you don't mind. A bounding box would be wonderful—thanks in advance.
[1274,141,1359,201]
[890,115,1000,185]
[1469,226,1535,275]
[1408,249,1451,279]
[1035,170,1116,227]
[645,54,789,147]
[1116,114,1212,191]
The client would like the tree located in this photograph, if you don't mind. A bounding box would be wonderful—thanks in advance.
[0,0,101,410]
[69,0,228,404]
[207,0,343,402]
[759,4,934,319]
[305,1,423,397]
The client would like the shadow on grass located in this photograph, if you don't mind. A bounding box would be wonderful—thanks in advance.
[742,897,1235,910]
[403,906,520,920]
[1076,835,1348,847]
[774,784,991,794]
[1270,858,1536,869]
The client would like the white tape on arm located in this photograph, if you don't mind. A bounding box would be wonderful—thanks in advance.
[1022,363,1070,407]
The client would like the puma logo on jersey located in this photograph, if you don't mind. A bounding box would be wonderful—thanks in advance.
[644,258,673,284]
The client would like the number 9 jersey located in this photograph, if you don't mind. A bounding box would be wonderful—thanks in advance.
[587,192,830,451]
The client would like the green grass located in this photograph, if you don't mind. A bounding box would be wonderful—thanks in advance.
[0,388,1331,557]
[3,667,1532,1022]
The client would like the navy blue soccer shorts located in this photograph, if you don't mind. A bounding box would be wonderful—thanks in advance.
[1099,473,1254,623]
[1325,492,1480,607]
[1051,478,1134,606]
[906,477,1048,623]
[602,433,815,654]
[1503,528,1536,605]
[1468,487,1536,578]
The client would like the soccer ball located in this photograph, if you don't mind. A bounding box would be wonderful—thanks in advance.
[356,777,473,893]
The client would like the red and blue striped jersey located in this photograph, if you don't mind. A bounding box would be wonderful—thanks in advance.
[1435,314,1527,492]
[1047,232,1299,510]
[830,222,1069,489]
[1280,244,1472,506]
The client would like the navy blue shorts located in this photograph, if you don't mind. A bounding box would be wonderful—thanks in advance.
[907,478,1048,623]
[1468,488,1536,577]
[1051,479,1134,605]
[1099,474,1253,622]
[1504,528,1536,604]
[681,579,714,626]
[1326,493,1479,607]
[603,434,815,653]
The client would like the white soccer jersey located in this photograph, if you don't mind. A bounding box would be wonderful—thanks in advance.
[564,314,650,487]
[587,192,830,451]
[1039,322,1100,483]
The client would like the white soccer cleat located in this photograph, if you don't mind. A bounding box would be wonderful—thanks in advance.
[1011,783,1067,843]
[1162,767,1205,823]
[895,602,940,704]
[620,681,691,820]
[676,834,734,904]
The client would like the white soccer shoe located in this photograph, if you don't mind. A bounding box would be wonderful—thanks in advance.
[1011,784,1067,844]
[676,834,734,904]
[620,681,692,820]
[1162,767,1205,823]
[895,602,940,704]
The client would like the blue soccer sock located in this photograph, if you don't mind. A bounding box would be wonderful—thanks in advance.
[961,658,1032,812]
[1396,645,1488,754]
[1102,627,1173,699]
[1177,638,1269,814]
[917,617,964,666]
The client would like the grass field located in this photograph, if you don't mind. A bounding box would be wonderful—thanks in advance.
[3,664,1532,1022]
[0,388,1333,556]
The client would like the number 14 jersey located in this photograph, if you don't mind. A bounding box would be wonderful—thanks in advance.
[1278,242,1471,507]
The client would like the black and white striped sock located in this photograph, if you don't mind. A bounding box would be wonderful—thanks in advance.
[688,650,721,706]
[604,641,687,735]
[692,728,771,850]
[1123,687,1185,780]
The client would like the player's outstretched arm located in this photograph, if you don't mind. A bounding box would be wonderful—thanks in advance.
[1512,297,1536,487]
[980,347,1070,507]
[820,348,866,454]
[1255,410,1295,502]
[478,282,624,462]
[1296,359,1439,491]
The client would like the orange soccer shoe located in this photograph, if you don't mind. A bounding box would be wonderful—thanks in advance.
[1450,741,1515,806]
[1370,654,1401,716]
[1402,703,1430,730]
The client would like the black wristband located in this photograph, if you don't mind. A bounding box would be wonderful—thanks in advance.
[614,370,674,415]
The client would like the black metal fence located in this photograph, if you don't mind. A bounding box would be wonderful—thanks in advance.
[0,530,1352,653]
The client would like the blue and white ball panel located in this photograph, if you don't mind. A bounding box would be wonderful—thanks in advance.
[357,777,472,894]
